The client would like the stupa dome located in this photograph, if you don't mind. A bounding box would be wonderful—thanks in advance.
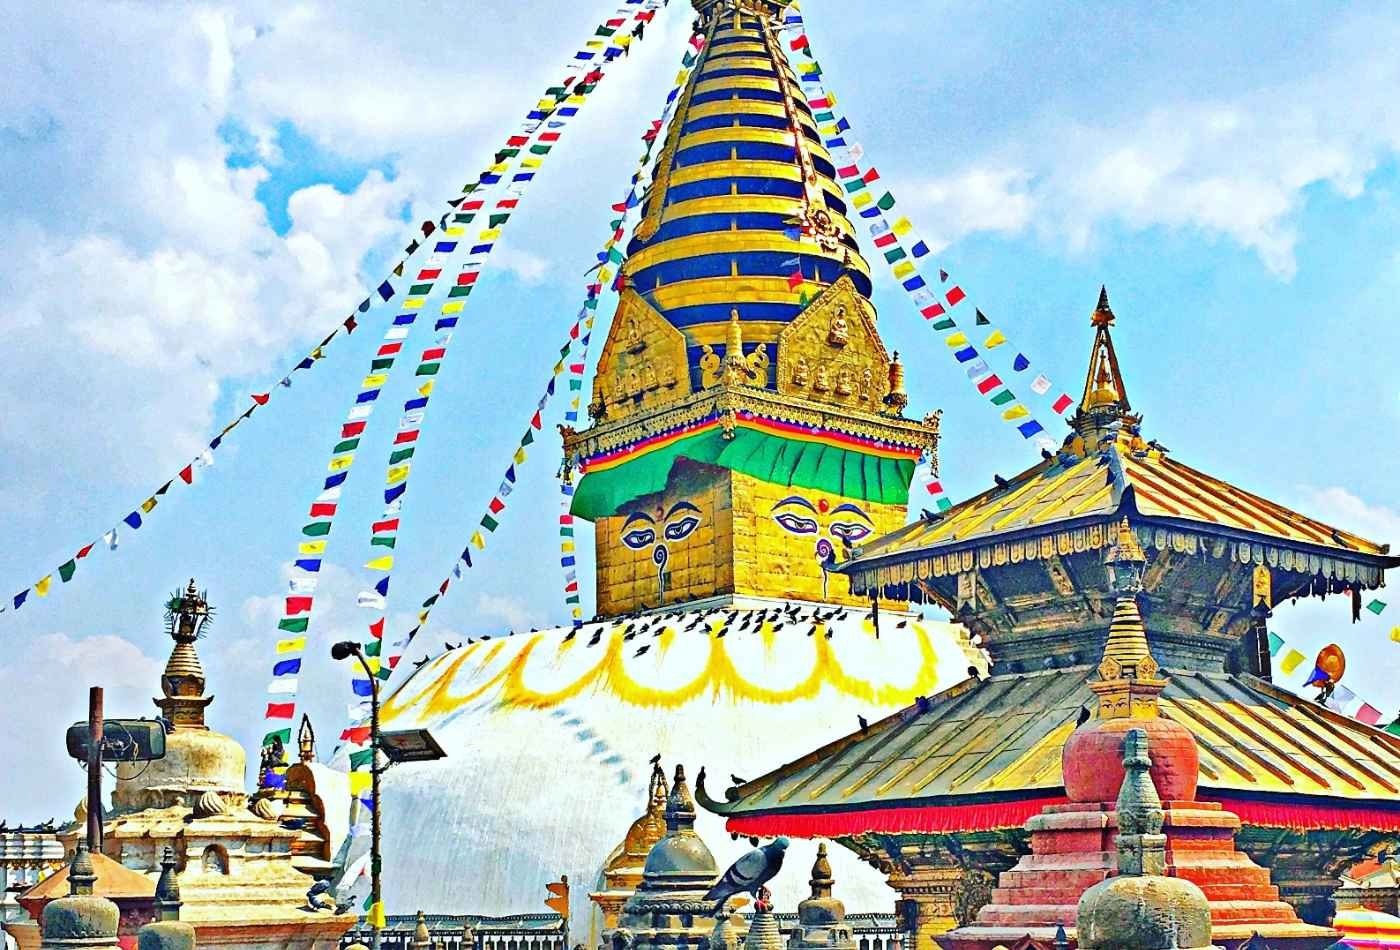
[369,606,974,922]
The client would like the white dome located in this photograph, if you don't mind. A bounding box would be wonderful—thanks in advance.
[366,604,976,925]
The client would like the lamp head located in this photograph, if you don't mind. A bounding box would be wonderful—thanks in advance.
[331,640,359,661]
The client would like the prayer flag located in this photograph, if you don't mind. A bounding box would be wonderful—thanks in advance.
[984,330,1007,348]
[58,560,76,583]
[945,286,966,306]
[276,636,306,654]
[277,618,309,634]
[35,575,52,597]
[1052,393,1074,414]
[266,703,295,719]
[1002,405,1029,421]
[976,374,1003,395]
[1357,703,1384,726]
[1031,374,1053,395]
[1279,648,1306,675]
[1013,354,1031,372]
[365,556,394,572]
[1367,599,1387,615]
[975,309,990,326]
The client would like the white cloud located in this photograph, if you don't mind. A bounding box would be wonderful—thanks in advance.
[474,592,548,633]
[1289,486,1400,546]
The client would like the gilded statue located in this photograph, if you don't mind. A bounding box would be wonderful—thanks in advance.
[661,360,677,389]
[700,344,722,388]
[858,366,873,402]
[792,355,810,388]
[623,316,645,353]
[626,367,642,398]
[746,345,770,383]
[813,361,831,393]
[835,367,853,397]
[642,362,658,392]
[827,306,849,347]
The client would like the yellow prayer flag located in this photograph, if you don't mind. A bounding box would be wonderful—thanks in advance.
[349,772,372,795]
[310,347,324,360]
[984,330,1007,348]
[852,191,873,208]
[418,380,435,397]
[893,217,913,236]
[567,94,585,106]
[365,555,394,572]
[418,610,430,623]
[365,657,381,674]
[141,497,158,513]
[616,35,632,47]
[561,541,576,553]
[386,464,411,485]
[1391,626,1400,643]
[298,541,327,555]
[1002,405,1029,421]
[521,158,543,169]
[945,332,968,347]
[402,298,424,310]
[513,447,527,464]
[368,901,387,930]
[441,301,465,314]
[478,228,502,241]
[445,226,465,237]
[470,531,486,549]
[892,261,915,279]
[586,39,605,49]
[34,575,52,597]
[598,267,612,282]
[276,637,306,655]
[819,124,838,137]
[329,455,354,472]
[1280,648,1306,674]
[361,374,388,388]
[492,160,511,173]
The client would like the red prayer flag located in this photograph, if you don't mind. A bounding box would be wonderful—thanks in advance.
[862,167,880,184]
[76,543,95,559]
[179,465,194,484]
[377,342,402,357]
[421,347,446,361]
[530,410,543,430]
[417,268,441,280]
[372,518,400,534]
[310,502,337,517]
[285,596,314,615]
[976,374,1003,394]
[787,270,804,290]
[1052,393,1074,414]
[462,199,484,211]
[945,286,967,306]
[369,618,385,640]
[926,480,944,495]
[496,198,520,209]
[341,725,371,743]
[506,135,529,147]
[921,304,946,319]
[489,497,505,514]
[565,581,579,593]
[457,272,479,286]
[873,232,898,248]
[790,34,809,50]
[394,430,419,445]
[266,703,295,719]
[1357,703,1384,725]
[251,392,270,406]
[837,164,859,178]
[342,420,367,437]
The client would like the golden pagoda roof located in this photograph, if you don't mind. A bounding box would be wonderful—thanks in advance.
[846,291,1394,581]
[701,668,1400,831]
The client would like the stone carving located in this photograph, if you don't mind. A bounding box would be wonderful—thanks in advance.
[827,306,849,347]
[813,362,831,393]
[700,345,722,388]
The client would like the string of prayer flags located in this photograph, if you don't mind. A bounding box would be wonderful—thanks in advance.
[335,0,674,756]
[782,9,1075,452]
[1267,630,1394,729]
[263,0,670,758]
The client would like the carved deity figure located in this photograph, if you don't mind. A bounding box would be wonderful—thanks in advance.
[626,366,642,398]
[858,366,873,401]
[699,344,722,388]
[792,355,810,388]
[827,305,849,347]
[660,359,678,388]
[642,362,659,392]
[623,316,645,353]
[746,345,770,383]
[813,361,831,393]
[835,367,853,397]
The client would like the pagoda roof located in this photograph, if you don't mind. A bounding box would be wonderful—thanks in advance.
[21,849,155,902]
[842,288,1396,588]
[699,666,1400,836]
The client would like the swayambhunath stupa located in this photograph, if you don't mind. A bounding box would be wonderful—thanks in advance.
[4,2,1399,950]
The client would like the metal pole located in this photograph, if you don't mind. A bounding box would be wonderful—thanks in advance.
[359,650,383,950]
[87,686,103,853]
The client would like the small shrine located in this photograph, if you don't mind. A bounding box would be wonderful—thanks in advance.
[11,583,353,950]
[590,764,671,933]
[787,844,856,950]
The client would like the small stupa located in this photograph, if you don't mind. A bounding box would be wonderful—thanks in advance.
[787,844,855,950]
[591,764,671,932]
[937,524,1336,950]
[606,765,741,950]
[37,845,120,950]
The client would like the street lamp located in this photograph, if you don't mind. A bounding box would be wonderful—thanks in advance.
[332,640,446,949]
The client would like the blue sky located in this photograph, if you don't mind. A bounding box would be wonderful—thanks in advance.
[2,1,1399,823]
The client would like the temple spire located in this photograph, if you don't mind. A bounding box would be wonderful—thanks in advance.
[1080,286,1130,414]
[156,579,215,729]
[1090,519,1167,720]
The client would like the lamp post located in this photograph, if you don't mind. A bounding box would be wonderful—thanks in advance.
[332,640,383,950]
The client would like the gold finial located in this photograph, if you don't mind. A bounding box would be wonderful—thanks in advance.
[723,309,752,385]
[884,351,908,414]
[1090,520,1166,720]
[157,581,214,729]
[297,713,316,764]
[809,842,834,900]
[1076,286,1134,428]
[1091,285,1114,327]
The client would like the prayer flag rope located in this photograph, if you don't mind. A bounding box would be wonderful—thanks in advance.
[331,0,673,758]
[265,0,667,756]
[1267,631,1398,733]
[782,4,1073,453]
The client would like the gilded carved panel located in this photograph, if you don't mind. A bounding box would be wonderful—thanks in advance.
[589,290,691,423]
[776,275,891,411]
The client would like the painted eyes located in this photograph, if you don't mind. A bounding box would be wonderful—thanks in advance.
[829,522,872,543]
[621,528,656,550]
[774,512,819,535]
[664,517,699,541]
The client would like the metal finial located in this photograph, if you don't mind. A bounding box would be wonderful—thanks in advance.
[69,843,97,896]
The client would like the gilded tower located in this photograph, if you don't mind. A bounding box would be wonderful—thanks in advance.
[563,0,939,615]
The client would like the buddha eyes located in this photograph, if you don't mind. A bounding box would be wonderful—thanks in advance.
[829,522,872,542]
[621,527,656,550]
[774,512,819,535]
[664,517,699,541]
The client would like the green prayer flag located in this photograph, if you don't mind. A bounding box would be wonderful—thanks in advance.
[843,179,867,194]
[568,378,583,391]
[302,521,333,537]
[334,438,360,453]
[453,213,476,224]
[409,283,433,296]
[364,639,381,657]
[1367,599,1387,615]
[931,318,956,330]
[521,429,535,446]
[389,448,415,464]
[608,246,625,263]
[371,358,393,371]
[58,560,77,583]
[371,536,397,548]
[884,247,907,264]
[377,667,393,681]
[277,617,310,633]
[490,212,511,227]
[877,192,896,211]
[481,514,500,532]
[349,749,374,769]
[448,285,472,298]
[560,527,574,538]
[1267,632,1284,656]
[264,728,292,745]
[529,144,551,155]
[814,110,834,122]
[989,389,1016,406]
[416,362,441,376]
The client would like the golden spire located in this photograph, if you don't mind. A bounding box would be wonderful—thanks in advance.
[610,762,670,870]
[1090,519,1167,720]
[1080,286,1130,413]
[157,580,215,729]
[297,713,316,764]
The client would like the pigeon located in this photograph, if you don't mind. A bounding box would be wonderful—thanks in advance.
[1041,448,1053,461]
[920,509,942,524]
[993,474,1009,488]
[967,665,983,681]
[445,641,461,650]
[1076,706,1091,727]
[634,644,651,657]
[704,837,789,916]
[413,657,430,669]
[730,774,747,786]
[858,715,869,731]
[306,879,334,911]
[649,753,662,765]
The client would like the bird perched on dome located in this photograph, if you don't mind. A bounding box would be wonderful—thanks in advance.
[705,837,789,916]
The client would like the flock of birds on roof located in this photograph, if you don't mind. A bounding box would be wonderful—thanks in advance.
[406,603,932,672]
